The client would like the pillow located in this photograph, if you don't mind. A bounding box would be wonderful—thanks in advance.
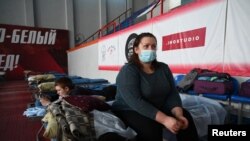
[63,95,110,112]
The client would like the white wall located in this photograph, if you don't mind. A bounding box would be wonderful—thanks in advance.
[68,43,119,83]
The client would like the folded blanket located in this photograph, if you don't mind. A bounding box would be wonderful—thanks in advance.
[28,74,55,82]
[38,82,56,92]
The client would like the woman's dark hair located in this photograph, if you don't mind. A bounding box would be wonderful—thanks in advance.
[55,77,75,90]
[129,32,159,69]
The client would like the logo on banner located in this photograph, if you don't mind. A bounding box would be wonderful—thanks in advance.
[125,33,137,61]
[162,27,206,51]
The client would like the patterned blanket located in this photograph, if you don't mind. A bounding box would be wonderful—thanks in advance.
[48,100,96,141]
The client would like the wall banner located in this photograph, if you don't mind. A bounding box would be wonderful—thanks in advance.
[0,24,69,80]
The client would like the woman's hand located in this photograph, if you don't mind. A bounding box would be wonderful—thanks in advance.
[156,111,180,134]
[162,116,181,134]
[176,116,189,129]
[171,107,189,130]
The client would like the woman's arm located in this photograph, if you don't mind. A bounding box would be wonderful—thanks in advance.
[171,107,183,118]
[162,64,182,111]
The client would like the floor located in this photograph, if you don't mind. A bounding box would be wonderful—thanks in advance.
[0,80,44,141]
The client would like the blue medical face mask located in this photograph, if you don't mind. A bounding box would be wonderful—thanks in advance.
[139,50,156,63]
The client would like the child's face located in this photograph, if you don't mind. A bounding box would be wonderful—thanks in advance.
[55,85,70,98]
[39,97,50,106]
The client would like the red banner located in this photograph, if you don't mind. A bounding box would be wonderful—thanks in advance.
[0,24,69,80]
[162,27,206,51]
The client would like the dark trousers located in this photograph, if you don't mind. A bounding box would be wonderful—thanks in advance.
[98,132,127,141]
[113,108,199,141]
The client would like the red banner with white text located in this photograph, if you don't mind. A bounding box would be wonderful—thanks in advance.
[0,24,69,80]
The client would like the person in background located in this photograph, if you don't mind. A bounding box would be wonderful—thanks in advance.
[54,76,94,98]
[39,93,52,107]
[111,32,199,141]
[33,77,77,107]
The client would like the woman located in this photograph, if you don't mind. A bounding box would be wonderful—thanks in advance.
[112,32,199,141]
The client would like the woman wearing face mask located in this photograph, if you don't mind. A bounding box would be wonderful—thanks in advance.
[112,32,199,141]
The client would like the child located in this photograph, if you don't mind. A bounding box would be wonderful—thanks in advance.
[39,93,52,107]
